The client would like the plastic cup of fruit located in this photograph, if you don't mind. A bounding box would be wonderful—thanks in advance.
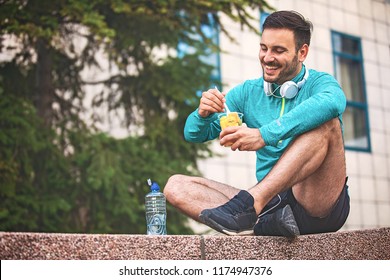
[218,112,244,146]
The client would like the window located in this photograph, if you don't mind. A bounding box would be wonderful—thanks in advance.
[331,31,371,152]
[177,13,221,94]
[260,12,270,32]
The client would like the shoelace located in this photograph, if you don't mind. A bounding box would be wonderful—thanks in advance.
[220,195,247,215]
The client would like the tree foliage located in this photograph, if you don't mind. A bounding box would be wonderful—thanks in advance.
[0,0,271,234]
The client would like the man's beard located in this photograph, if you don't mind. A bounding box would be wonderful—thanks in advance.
[262,54,300,85]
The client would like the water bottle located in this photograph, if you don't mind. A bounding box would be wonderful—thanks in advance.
[145,179,167,235]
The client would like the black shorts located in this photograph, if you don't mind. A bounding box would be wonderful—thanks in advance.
[260,178,350,235]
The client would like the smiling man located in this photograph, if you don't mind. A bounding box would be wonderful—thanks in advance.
[163,10,350,236]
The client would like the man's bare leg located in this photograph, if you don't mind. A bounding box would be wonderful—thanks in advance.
[163,175,241,222]
[249,118,346,218]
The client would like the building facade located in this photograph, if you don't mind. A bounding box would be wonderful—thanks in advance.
[194,0,390,233]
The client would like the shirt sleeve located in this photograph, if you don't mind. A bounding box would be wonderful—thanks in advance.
[183,109,221,143]
[260,74,346,147]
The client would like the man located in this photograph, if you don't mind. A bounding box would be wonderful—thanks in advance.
[164,10,350,236]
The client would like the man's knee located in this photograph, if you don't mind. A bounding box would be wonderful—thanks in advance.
[319,118,344,147]
[300,117,341,142]
[322,118,341,133]
[164,174,187,205]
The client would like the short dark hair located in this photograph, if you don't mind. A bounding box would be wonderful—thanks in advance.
[262,10,313,51]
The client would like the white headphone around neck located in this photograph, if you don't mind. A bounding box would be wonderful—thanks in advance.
[264,66,309,99]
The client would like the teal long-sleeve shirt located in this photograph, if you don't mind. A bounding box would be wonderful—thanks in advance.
[184,66,346,182]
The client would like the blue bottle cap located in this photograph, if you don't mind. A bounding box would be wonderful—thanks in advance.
[151,182,160,192]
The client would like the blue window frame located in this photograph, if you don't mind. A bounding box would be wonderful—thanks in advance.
[177,13,221,95]
[331,31,371,152]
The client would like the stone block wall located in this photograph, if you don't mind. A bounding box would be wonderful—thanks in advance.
[1,227,389,260]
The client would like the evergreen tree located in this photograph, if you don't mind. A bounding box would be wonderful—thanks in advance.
[0,0,272,234]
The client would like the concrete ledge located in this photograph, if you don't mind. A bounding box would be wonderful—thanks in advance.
[1,228,389,260]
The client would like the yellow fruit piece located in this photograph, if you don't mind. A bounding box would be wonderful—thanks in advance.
[219,112,242,130]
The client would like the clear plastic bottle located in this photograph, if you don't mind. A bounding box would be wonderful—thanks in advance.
[145,179,167,235]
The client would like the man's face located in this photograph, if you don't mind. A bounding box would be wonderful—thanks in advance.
[259,28,307,85]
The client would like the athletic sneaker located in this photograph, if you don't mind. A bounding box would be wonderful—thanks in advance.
[198,190,257,236]
[254,204,300,237]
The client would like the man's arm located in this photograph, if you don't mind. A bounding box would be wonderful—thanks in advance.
[260,78,346,147]
[184,88,226,143]
[184,109,221,143]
